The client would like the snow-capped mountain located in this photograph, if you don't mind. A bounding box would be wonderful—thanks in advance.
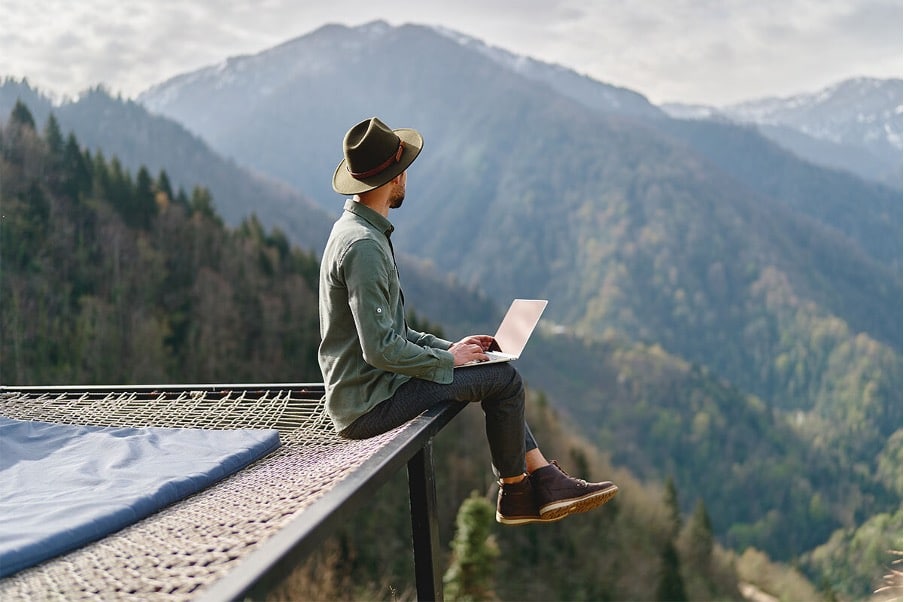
[724,77,901,152]
[430,25,663,118]
[663,77,902,188]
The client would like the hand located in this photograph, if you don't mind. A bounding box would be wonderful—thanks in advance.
[448,335,493,366]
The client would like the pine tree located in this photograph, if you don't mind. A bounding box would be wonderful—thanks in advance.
[43,114,64,159]
[443,492,500,601]
[133,166,157,229]
[190,186,221,224]
[60,133,92,202]
[657,476,688,601]
[3,101,41,171]
[663,476,682,538]
[10,100,35,130]
[156,169,174,202]
[656,539,688,602]
[685,499,714,567]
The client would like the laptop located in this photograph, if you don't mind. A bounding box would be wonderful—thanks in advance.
[457,299,548,368]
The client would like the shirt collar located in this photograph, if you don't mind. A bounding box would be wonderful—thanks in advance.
[343,198,394,237]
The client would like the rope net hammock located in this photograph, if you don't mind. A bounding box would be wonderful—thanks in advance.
[0,384,411,600]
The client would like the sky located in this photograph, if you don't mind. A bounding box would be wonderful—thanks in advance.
[1,0,901,106]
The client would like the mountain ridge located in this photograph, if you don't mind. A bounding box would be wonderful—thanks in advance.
[0,79,335,252]
[133,18,900,413]
[663,76,903,187]
[429,23,664,118]
[0,78,508,332]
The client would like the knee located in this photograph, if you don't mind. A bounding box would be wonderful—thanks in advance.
[498,363,525,398]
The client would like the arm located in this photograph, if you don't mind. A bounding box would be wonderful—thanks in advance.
[407,328,453,350]
[343,240,455,379]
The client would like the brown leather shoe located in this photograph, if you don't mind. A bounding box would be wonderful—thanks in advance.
[530,461,618,521]
[495,476,564,525]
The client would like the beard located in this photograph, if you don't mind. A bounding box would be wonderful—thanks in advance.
[389,182,406,209]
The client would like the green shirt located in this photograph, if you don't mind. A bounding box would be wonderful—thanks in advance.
[318,199,454,431]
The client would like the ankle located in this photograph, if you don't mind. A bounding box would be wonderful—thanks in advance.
[500,473,527,485]
[527,461,551,475]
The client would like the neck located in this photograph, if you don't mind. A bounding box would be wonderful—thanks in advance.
[355,192,391,217]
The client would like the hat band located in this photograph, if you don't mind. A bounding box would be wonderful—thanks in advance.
[348,141,405,180]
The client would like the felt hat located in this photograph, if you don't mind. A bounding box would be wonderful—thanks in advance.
[332,117,423,195]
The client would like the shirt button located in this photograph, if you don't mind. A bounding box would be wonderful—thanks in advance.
[376,307,383,314]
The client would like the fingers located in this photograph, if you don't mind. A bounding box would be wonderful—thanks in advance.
[450,341,489,366]
[459,343,485,356]
[459,335,493,349]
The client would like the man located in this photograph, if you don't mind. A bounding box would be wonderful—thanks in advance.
[318,116,618,524]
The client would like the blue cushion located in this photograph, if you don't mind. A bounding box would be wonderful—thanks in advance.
[0,417,280,577]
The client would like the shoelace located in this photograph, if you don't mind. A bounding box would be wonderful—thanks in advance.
[549,460,590,486]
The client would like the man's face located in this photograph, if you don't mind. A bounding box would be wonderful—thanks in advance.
[389,171,406,209]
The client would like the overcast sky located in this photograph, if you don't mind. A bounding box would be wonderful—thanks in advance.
[2,0,901,106]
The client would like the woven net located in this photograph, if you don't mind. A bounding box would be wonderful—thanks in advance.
[0,385,412,600]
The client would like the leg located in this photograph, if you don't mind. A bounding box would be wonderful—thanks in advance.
[340,364,618,524]
[497,415,620,525]
[501,425,546,483]
[340,363,529,478]
[526,447,550,473]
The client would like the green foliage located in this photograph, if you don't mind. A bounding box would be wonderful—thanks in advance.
[682,500,714,568]
[801,509,904,600]
[876,430,903,496]
[0,107,322,385]
[655,539,688,602]
[2,97,892,600]
[10,100,35,130]
[734,548,822,602]
[663,476,682,538]
[443,492,500,601]
[43,114,63,156]
[523,331,900,574]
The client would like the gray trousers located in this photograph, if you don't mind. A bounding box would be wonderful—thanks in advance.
[339,362,538,478]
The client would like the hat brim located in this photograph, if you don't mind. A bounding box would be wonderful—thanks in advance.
[332,128,423,195]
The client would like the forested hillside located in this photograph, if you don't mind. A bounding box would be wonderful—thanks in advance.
[0,77,334,254]
[0,79,504,343]
[133,24,902,534]
[2,93,899,599]
[0,102,322,385]
[0,99,771,602]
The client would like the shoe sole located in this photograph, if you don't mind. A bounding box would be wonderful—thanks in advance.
[538,484,619,521]
[495,512,567,525]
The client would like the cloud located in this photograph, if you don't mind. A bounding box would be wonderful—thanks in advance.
[2,0,900,104]
[501,0,902,104]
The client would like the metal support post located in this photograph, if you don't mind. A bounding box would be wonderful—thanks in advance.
[408,440,443,601]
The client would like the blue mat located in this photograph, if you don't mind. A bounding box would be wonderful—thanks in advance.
[0,417,280,578]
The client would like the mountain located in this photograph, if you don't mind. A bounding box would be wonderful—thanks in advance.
[0,79,334,253]
[431,26,665,119]
[135,23,899,329]
[664,77,903,188]
[134,21,901,564]
[9,20,900,580]
[0,80,506,328]
[725,77,901,156]
[0,104,784,597]
[1,108,888,597]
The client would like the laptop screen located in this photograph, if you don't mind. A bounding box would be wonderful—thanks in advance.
[493,299,548,357]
